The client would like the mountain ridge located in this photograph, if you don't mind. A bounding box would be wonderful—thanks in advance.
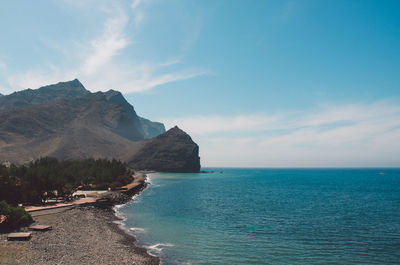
[0,79,90,112]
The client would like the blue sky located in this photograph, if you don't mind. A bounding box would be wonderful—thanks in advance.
[0,0,399,167]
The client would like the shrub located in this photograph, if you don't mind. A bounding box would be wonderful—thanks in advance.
[0,200,32,230]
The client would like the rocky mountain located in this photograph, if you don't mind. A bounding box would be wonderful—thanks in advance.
[0,79,89,112]
[0,79,165,141]
[128,126,201,173]
[0,79,200,172]
[103,90,165,139]
[139,117,166,139]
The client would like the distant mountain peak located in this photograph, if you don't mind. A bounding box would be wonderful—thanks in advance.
[163,126,189,138]
[38,78,87,93]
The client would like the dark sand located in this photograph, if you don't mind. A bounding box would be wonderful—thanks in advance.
[0,205,159,265]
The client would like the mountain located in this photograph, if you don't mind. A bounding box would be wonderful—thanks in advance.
[0,79,165,140]
[0,79,89,112]
[103,90,165,139]
[128,126,201,173]
[0,92,145,162]
[139,116,166,139]
[0,79,200,172]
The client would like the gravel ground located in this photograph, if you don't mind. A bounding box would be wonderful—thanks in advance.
[0,206,160,265]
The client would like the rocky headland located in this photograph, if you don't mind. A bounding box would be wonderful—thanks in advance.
[129,126,201,173]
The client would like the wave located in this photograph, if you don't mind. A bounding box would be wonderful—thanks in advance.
[111,184,148,237]
[129,227,146,233]
[147,243,175,253]
[113,204,127,222]
[146,173,154,185]
[130,193,142,204]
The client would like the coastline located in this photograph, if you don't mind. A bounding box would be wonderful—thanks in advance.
[0,173,159,265]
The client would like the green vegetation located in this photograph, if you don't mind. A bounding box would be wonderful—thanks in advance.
[0,200,32,230]
[0,157,133,205]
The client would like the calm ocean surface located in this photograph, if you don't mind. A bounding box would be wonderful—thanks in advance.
[118,169,400,264]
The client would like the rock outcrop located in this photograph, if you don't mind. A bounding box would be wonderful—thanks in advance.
[128,126,201,173]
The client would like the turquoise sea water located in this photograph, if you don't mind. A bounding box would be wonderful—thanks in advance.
[118,169,400,264]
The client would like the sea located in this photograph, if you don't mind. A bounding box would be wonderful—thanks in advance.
[116,168,400,265]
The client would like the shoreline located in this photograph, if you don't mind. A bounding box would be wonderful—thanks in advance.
[0,173,160,265]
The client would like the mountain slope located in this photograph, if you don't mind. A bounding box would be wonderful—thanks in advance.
[0,93,144,162]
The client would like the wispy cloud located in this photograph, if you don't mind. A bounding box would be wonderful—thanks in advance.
[0,0,204,94]
[81,7,129,75]
[130,0,147,27]
[163,114,281,135]
[162,101,400,167]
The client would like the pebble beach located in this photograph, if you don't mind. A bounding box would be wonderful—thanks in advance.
[0,205,159,265]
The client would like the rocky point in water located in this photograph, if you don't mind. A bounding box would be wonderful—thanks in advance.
[128,126,201,173]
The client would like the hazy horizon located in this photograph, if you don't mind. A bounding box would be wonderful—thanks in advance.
[1,0,399,167]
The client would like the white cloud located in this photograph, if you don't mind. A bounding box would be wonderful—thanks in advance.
[1,0,204,94]
[164,114,281,135]
[81,8,129,75]
[130,0,147,27]
[162,101,400,167]
[80,61,205,93]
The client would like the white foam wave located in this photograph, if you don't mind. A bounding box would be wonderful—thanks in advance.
[113,205,127,222]
[129,227,146,233]
[147,243,175,253]
[146,174,153,185]
[130,193,142,204]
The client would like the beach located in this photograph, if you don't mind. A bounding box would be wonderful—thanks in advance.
[0,174,160,265]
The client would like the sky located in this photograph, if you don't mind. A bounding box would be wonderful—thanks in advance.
[0,0,399,167]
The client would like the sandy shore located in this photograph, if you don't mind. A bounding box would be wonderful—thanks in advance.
[0,174,160,265]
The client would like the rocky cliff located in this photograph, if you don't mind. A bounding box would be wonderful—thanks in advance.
[128,126,201,173]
